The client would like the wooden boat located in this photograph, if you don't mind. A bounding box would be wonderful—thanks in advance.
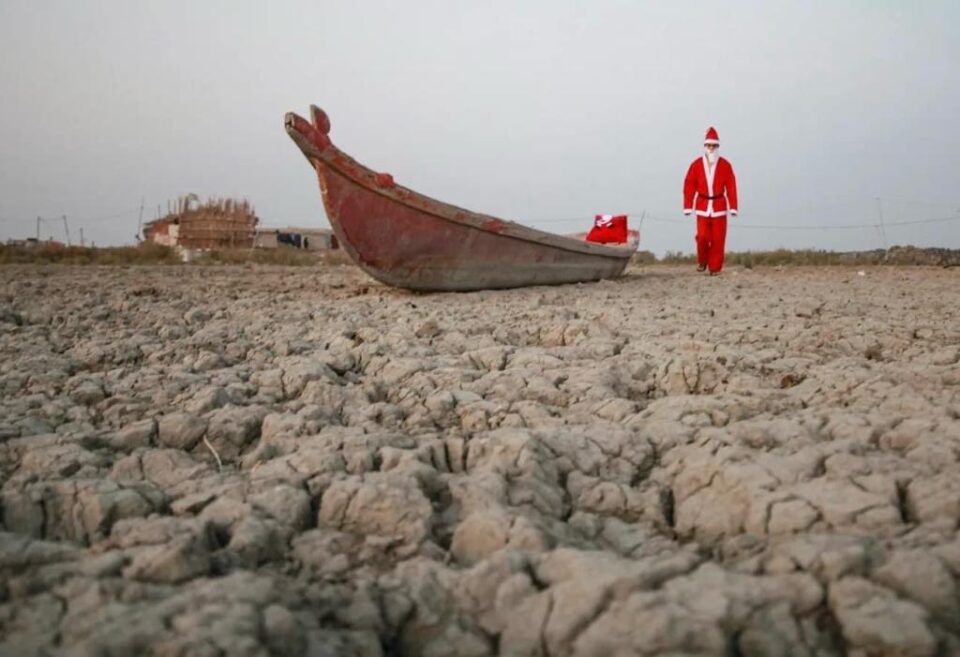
[284,105,638,291]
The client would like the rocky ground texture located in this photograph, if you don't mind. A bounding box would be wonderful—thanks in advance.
[1,263,959,656]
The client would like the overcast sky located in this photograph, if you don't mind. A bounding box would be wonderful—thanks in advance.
[2,1,958,255]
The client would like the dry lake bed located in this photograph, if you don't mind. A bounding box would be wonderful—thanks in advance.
[1,262,959,656]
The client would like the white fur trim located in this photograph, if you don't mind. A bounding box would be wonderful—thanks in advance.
[704,139,719,145]
[702,156,717,216]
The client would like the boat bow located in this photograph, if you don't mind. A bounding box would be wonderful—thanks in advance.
[285,105,636,291]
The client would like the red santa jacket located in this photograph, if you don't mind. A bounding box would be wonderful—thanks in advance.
[683,156,738,217]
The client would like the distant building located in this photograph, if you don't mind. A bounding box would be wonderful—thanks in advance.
[5,237,41,248]
[143,195,258,249]
[254,227,339,251]
[143,217,180,246]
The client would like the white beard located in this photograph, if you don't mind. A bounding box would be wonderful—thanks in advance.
[704,149,718,164]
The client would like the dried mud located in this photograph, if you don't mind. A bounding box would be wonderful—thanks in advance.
[1,263,959,656]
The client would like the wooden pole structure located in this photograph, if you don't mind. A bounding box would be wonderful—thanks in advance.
[80,227,85,247]
[62,215,71,246]
[875,197,888,250]
[136,197,145,242]
[36,216,41,240]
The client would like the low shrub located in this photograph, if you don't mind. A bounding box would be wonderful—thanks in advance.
[659,250,696,264]
[630,250,657,265]
[0,242,179,265]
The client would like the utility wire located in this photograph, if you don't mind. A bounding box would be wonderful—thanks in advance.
[62,208,141,223]
[639,213,960,230]
[4,202,959,237]
[528,211,960,231]
[0,207,140,225]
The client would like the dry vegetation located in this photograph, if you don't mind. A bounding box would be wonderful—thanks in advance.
[0,242,181,265]
[3,243,957,268]
[0,244,355,267]
[645,245,960,267]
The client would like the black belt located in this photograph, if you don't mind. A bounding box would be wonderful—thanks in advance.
[699,194,724,199]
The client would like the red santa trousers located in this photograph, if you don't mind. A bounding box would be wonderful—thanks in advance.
[696,215,727,273]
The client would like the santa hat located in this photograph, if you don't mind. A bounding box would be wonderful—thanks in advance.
[703,126,720,146]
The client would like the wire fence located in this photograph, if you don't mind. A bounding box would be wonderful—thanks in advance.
[625,211,960,231]
[0,207,144,246]
[3,199,960,246]
[0,207,142,226]
[523,207,960,231]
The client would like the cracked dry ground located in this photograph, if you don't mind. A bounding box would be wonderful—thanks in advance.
[1,263,959,657]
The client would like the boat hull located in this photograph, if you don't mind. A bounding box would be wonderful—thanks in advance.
[287,106,636,291]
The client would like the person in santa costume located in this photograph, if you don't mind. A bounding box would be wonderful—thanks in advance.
[683,126,738,275]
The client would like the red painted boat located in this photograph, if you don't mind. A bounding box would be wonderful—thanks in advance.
[285,105,638,291]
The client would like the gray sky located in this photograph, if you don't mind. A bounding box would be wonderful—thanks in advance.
[2,1,959,256]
